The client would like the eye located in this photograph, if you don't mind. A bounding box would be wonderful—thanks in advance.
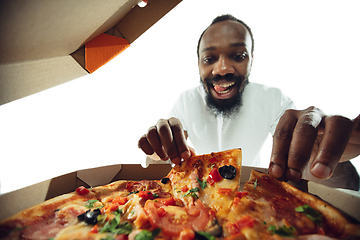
[233,52,247,62]
[202,56,216,65]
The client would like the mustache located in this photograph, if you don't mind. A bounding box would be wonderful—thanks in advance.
[207,74,244,85]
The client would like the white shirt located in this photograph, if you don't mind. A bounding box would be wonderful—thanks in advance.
[168,82,295,167]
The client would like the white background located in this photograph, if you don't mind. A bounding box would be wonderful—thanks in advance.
[1,0,359,194]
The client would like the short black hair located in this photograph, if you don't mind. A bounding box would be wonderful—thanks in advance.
[197,14,254,59]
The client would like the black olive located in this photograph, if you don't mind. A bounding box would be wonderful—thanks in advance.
[219,165,236,180]
[78,209,101,225]
[77,210,89,222]
[84,209,101,225]
[161,177,170,184]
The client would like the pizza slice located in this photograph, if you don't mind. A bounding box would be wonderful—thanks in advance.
[88,177,218,239]
[51,180,172,239]
[166,149,242,231]
[0,186,102,239]
[222,170,360,239]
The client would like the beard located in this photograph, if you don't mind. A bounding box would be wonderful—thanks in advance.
[201,74,249,118]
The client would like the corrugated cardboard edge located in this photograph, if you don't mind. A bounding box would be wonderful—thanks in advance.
[0,56,87,105]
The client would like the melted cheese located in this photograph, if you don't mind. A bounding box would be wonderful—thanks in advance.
[54,223,109,239]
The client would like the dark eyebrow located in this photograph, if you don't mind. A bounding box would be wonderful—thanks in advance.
[201,42,246,53]
[201,46,216,53]
[229,42,246,48]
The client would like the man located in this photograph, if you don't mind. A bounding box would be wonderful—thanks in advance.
[138,14,360,189]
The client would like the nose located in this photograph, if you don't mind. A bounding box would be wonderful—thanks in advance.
[212,56,234,76]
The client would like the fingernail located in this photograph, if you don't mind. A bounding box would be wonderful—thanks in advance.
[181,151,191,160]
[172,157,181,165]
[311,163,332,179]
[269,162,283,178]
[288,168,302,181]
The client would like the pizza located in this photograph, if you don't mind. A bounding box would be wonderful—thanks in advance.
[0,149,359,240]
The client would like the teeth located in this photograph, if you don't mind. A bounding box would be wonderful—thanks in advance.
[213,82,235,88]
[217,89,230,94]
[213,82,235,94]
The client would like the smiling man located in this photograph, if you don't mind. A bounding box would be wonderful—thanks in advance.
[138,14,360,189]
[152,15,296,168]
[198,16,253,118]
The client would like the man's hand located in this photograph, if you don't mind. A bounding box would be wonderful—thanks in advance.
[269,107,358,182]
[138,117,193,165]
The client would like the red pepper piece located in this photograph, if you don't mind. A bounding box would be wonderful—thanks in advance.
[75,186,90,195]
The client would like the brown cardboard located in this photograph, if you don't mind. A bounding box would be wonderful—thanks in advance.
[1,164,359,223]
[0,0,182,105]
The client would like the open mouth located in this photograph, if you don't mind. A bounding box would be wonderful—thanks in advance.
[213,82,236,94]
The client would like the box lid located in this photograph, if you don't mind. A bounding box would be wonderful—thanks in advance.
[0,0,182,105]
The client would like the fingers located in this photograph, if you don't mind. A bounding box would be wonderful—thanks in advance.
[270,106,354,182]
[269,109,298,179]
[155,118,181,164]
[138,118,191,165]
[310,115,353,179]
[270,107,325,181]
[138,134,155,156]
[167,118,191,161]
[285,108,324,181]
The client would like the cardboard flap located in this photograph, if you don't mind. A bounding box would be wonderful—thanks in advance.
[0,180,51,221]
[0,0,182,105]
[112,164,172,181]
[77,164,122,188]
[85,33,130,73]
[308,181,360,222]
[0,56,87,105]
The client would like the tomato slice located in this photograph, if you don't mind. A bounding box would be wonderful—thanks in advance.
[144,198,210,237]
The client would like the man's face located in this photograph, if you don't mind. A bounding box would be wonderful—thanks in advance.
[198,20,253,117]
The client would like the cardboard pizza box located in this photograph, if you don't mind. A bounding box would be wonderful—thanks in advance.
[0,0,182,105]
[0,164,359,223]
